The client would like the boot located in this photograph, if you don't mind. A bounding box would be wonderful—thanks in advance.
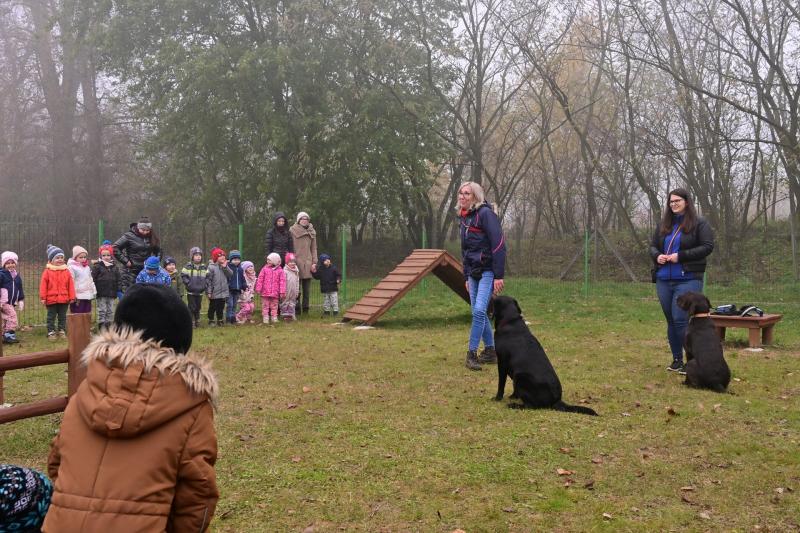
[217,319,225,327]
[465,350,481,371]
[477,346,497,364]
[208,320,216,327]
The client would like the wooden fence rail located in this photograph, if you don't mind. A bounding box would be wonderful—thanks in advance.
[0,313,91,424]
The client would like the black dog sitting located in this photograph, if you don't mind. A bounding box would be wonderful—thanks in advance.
[492,295,598,415]
[676,291,731,392]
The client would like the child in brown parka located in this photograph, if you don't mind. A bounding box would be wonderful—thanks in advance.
[43,283,219,532]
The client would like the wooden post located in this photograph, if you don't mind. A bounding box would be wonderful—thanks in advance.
[67,313,91,396]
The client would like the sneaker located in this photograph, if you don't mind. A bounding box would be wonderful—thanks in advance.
[477,346,497,364]
[262,317,269,324]
[678,365,687,376]
[465,350,482,371]
[58,330,67,339]
[47,331,57,340]
[217,320,225,327]
[667,360,684,372]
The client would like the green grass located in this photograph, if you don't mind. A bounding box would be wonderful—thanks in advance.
[1,279,799,531]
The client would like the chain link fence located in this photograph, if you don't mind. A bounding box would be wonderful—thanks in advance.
[2,216,798,327]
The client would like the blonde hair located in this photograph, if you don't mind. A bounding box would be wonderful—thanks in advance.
[457,181,486,211]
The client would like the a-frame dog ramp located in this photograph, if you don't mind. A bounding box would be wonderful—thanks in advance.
[342,249,470,326]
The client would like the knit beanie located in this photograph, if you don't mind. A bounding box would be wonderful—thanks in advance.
[164,256,176,266]
[319,253,331,263]
[284,252,296,264]
[267,252,281,266]
[0,464,53,531]
[98,244,114,257]
[144,256,161,270]
[72,245,88,259]
[102,239,112,246]
[189,246,202,259]
[114,284,193,354]
[1,251,18,267]
[229,250,241,260]
[241,260,254,271]
[46,244,64,262]
[210,247,225,262]
[137,216,152,231]
[296,211,310,224]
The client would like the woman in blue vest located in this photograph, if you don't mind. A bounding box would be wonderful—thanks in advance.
[458,181,506,371]
[649,188,714,373]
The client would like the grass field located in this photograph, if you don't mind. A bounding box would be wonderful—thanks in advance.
[1,280,798,532]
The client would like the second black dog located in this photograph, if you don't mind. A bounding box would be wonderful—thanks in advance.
[676,291,731,392]
[492,295,598,415]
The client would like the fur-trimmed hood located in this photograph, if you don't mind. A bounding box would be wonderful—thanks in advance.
[76,327,218,438]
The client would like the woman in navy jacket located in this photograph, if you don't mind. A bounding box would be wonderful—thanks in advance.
[458,181,506,371]
[649,188,714,373]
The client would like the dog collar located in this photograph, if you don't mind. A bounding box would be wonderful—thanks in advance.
[691,313,710,319]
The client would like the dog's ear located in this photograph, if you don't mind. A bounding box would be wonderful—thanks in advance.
[676,293,689,311]
[486,297,495,319]
[702,295,712,313]
[514,299,522,317]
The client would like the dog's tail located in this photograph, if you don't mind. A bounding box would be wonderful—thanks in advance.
[553,401,599,416]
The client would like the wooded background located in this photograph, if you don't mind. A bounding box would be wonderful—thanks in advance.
[2,0,799,280]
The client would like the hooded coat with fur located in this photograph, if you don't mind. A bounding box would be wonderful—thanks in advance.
[43,327,219,533]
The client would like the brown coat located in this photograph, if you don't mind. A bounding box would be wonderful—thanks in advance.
[43,327,219,533]
[289,222,318,279]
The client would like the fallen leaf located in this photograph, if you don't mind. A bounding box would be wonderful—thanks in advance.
[556,468,574,476]
[584,480,595,490]
[698,511,711,520]
[635,401,641,407]
[302,386,311,393]
[303,526,315,533]
[237,434,255,441]
[681,494,693,504]
[559,447,572,454]
[452,488,461,494]
[734,377,741,382]
[680,486,696,491]
[502,507,516,513]
[713,404,721,411]
[602,512,612,520]
[591,457,603,464]
[291,456,302,463]
[774,487,784,494]
[666,406,678,416]
[286,403,298,409]
[622,412,631,417]
[450,530,466,533]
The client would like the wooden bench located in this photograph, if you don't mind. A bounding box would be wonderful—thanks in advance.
[709,314,783,348]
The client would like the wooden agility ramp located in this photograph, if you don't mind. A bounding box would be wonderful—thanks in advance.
[342,249,470,325]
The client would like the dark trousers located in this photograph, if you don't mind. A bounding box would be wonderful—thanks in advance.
[46,303,68,333]
[187,294,202,322]
[208,298,225,322]
[297,278,311,312]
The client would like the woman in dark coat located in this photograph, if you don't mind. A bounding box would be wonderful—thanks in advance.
[264,212,294,266]
[649,188,714,374]
[113,216,161,293]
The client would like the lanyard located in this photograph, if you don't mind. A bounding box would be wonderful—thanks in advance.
[665,224,683,254]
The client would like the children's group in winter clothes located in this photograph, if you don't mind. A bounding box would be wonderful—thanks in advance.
[1,211,342,344]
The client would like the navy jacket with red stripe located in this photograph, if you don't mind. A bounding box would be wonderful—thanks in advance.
[459,202,506,280]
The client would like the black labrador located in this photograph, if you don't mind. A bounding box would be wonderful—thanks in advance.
[676,291,731,392]
[492,295,598,415]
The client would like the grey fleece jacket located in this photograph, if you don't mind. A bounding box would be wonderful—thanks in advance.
[206,262,233,299]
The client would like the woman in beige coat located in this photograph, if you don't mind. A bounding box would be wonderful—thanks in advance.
[289,211,318,314]
[43,283,219,532]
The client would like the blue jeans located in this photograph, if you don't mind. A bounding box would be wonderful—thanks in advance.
[656,278,703,361]
[467,271,494,352]
[226,291,241,322]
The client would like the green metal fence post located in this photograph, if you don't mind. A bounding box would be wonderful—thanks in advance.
[583,229,590,298]
[98,219,105,248]
[341,225,347,305]
[238,224,244,254]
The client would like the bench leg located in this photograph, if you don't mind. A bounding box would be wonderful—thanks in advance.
[715,327,726,341]
[748,328,761,348]
[762,325,774,346]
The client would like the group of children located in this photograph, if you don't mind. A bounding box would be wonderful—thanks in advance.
[0,242,342,343]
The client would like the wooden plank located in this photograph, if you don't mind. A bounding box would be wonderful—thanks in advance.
[356,297,392,307]
[365,289,400,299]
[343,312,373,321]
[0,350,69,373]
[390,268,429,275]
[0,396,69,424]
[347,304,384,314]
[374,281,413,291]
[382,274,419,283]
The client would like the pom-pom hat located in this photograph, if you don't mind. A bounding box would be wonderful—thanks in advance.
[210,248,225,262]
[46,244,64,262]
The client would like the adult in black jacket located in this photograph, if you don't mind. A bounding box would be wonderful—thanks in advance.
[264,212,293,266]
[113,217,161,293]
[649,188,714,374]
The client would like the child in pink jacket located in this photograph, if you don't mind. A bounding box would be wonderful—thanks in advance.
[255,253,285,324]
